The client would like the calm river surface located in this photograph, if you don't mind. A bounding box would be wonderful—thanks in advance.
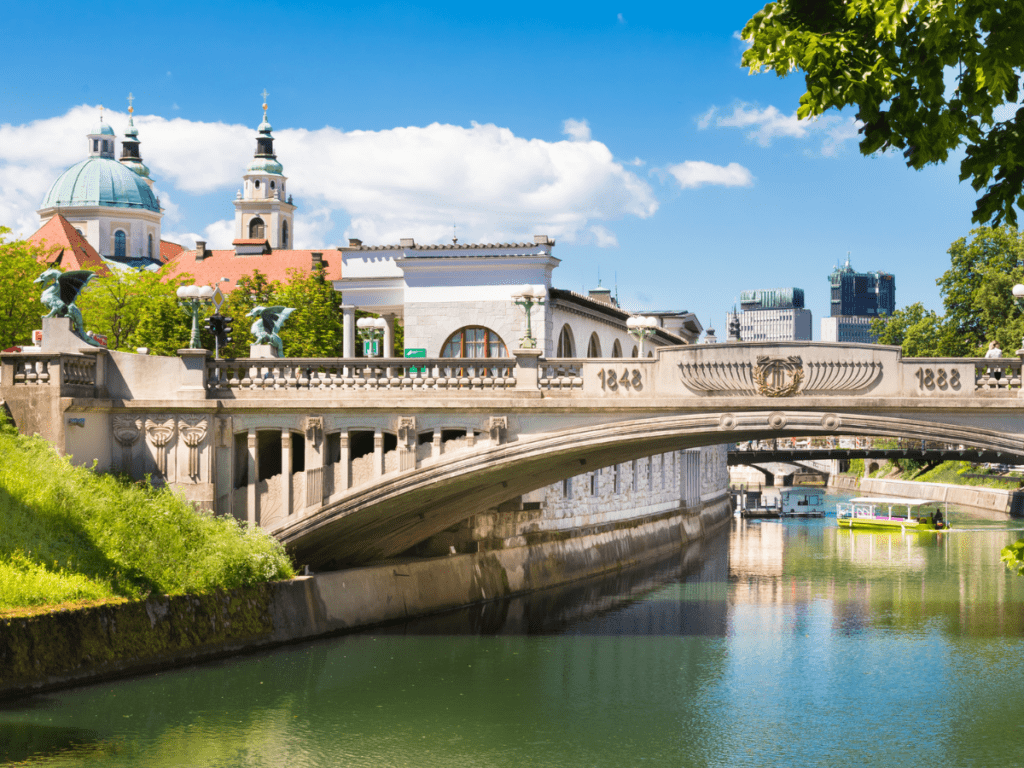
[5,491,1024,767]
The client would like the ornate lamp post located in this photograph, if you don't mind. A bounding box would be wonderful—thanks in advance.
[356,316,387,357]
[513,285,546,349]
[176,284,215,349]
[626,315,658,357]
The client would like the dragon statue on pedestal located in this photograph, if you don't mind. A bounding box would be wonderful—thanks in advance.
[248,306,295,357]
[35,269,100,346]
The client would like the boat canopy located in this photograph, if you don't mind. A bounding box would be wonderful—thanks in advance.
[848,497,930,507]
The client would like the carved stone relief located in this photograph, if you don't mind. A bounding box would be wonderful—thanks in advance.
[679,356,882,397]
[145,416,176,479]
[489,416,508,444]
[112,415,142,475]
[179,415,208,479]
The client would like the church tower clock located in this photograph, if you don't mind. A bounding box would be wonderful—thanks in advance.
[233,92,296,249]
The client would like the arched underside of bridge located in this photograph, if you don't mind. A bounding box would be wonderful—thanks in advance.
[732,460,829,481]
[277,409,1024,570]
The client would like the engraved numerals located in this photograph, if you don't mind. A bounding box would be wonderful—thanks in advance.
[599,368,643,392]
[915,367,960,391]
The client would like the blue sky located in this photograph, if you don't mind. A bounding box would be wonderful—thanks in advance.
[1,1,981,335]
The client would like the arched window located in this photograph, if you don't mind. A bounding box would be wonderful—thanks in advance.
[249,217,265,239]
[587,332,602,358]
[612,339,622,358]
[114,230,126,259]
[556,325,575,357]
[254,179,260,189]
[441,326,508,358]
[281,221,289,248]
[631,345,638,358]
[147,233,153,259]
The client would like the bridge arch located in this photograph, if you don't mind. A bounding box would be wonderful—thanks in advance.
[279,408,1024,568]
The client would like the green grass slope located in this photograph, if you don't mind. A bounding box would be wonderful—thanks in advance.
[0,415,293,612]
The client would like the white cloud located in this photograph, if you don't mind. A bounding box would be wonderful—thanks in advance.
[708,102,862,155]
[696,107,717,131]
[589,224,619,247]
[666,161,754,189]
[203,219,235,249]
[717,103,808,145]
[562,118,592,142]
[617,13,625,23]
[1,107,656,247]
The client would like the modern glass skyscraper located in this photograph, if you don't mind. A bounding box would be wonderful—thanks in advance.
[829,256,895,317]
[822,256,895,343]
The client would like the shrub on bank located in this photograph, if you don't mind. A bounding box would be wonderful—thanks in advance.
[0,414,294,611]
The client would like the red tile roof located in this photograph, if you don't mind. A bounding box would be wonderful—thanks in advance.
[165,247,343,292]
[28,214,108,275]
[160,239,184,262]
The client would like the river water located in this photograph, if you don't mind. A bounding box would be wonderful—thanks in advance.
[4,491,1024,767]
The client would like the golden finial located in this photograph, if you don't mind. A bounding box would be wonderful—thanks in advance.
[99,104,104,121]
[127,92,134,115]
[261,88,269,117]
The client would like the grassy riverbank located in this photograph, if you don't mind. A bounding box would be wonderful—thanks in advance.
[846,458,1021,489]
[0,415,294,613]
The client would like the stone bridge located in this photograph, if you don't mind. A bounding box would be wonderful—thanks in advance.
[4,326,1024,568]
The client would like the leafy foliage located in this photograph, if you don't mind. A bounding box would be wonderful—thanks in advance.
[869,226,1024,357]
[77,265,193,353]
[742,1,1024,225]
[277,264,344,357]
[1002,539,1024,577]
[0,227,49,348]
[0,412,293,611]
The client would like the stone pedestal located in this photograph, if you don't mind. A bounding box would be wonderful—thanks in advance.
[40,317,88,353]
[250,344,280,359]
[512,348,543,389]
[177,349,210,397]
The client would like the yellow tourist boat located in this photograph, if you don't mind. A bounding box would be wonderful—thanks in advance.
[835,497,950,531]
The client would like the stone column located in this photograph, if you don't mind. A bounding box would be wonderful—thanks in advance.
[282,429,292,516]
[247,429,258,528]
[432,428,441,459]
[339,431,350,491]
[374,428,384,478]
[383,314,395,358]
[341,305,356,358]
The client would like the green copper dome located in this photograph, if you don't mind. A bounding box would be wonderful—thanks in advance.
[247,156,284,174]
[91,121,115,136]
[41,157,160,212]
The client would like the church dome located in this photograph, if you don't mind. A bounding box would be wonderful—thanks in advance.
[91,121,115,136]
[247,156,284,174]
[41,157,160,212]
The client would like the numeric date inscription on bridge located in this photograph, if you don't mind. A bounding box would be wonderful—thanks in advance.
[599,368,643,392]
[915,368,960,391]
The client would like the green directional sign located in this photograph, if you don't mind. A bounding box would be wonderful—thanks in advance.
[405,347,426,373]
[363,339,380,357]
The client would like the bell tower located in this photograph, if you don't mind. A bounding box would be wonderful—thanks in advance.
[233,91,296,249]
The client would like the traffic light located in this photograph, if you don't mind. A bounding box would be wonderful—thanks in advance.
[217,316,234,352]
[203,314,219,336]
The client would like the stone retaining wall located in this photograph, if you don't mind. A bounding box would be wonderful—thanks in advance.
[828,475,1011,513]
[0,495,730,700]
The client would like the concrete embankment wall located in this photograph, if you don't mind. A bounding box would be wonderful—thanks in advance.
[0,496,731,700]
[828,475,1012,513]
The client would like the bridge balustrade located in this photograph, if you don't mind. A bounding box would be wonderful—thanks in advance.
[205,357,516,392]
[970,357,1023,391]
[1,352,98,396]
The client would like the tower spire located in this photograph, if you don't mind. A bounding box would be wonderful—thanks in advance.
[120,92,151,183]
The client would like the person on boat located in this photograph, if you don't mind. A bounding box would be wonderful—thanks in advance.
[934,510,945,529]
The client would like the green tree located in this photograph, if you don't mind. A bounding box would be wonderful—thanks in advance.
[937,226,1024,356]
[0,227,49,348]
[77,266,191,352]
[742,1,1024,225]
[276,264,344,357]
[870,302,945,357]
